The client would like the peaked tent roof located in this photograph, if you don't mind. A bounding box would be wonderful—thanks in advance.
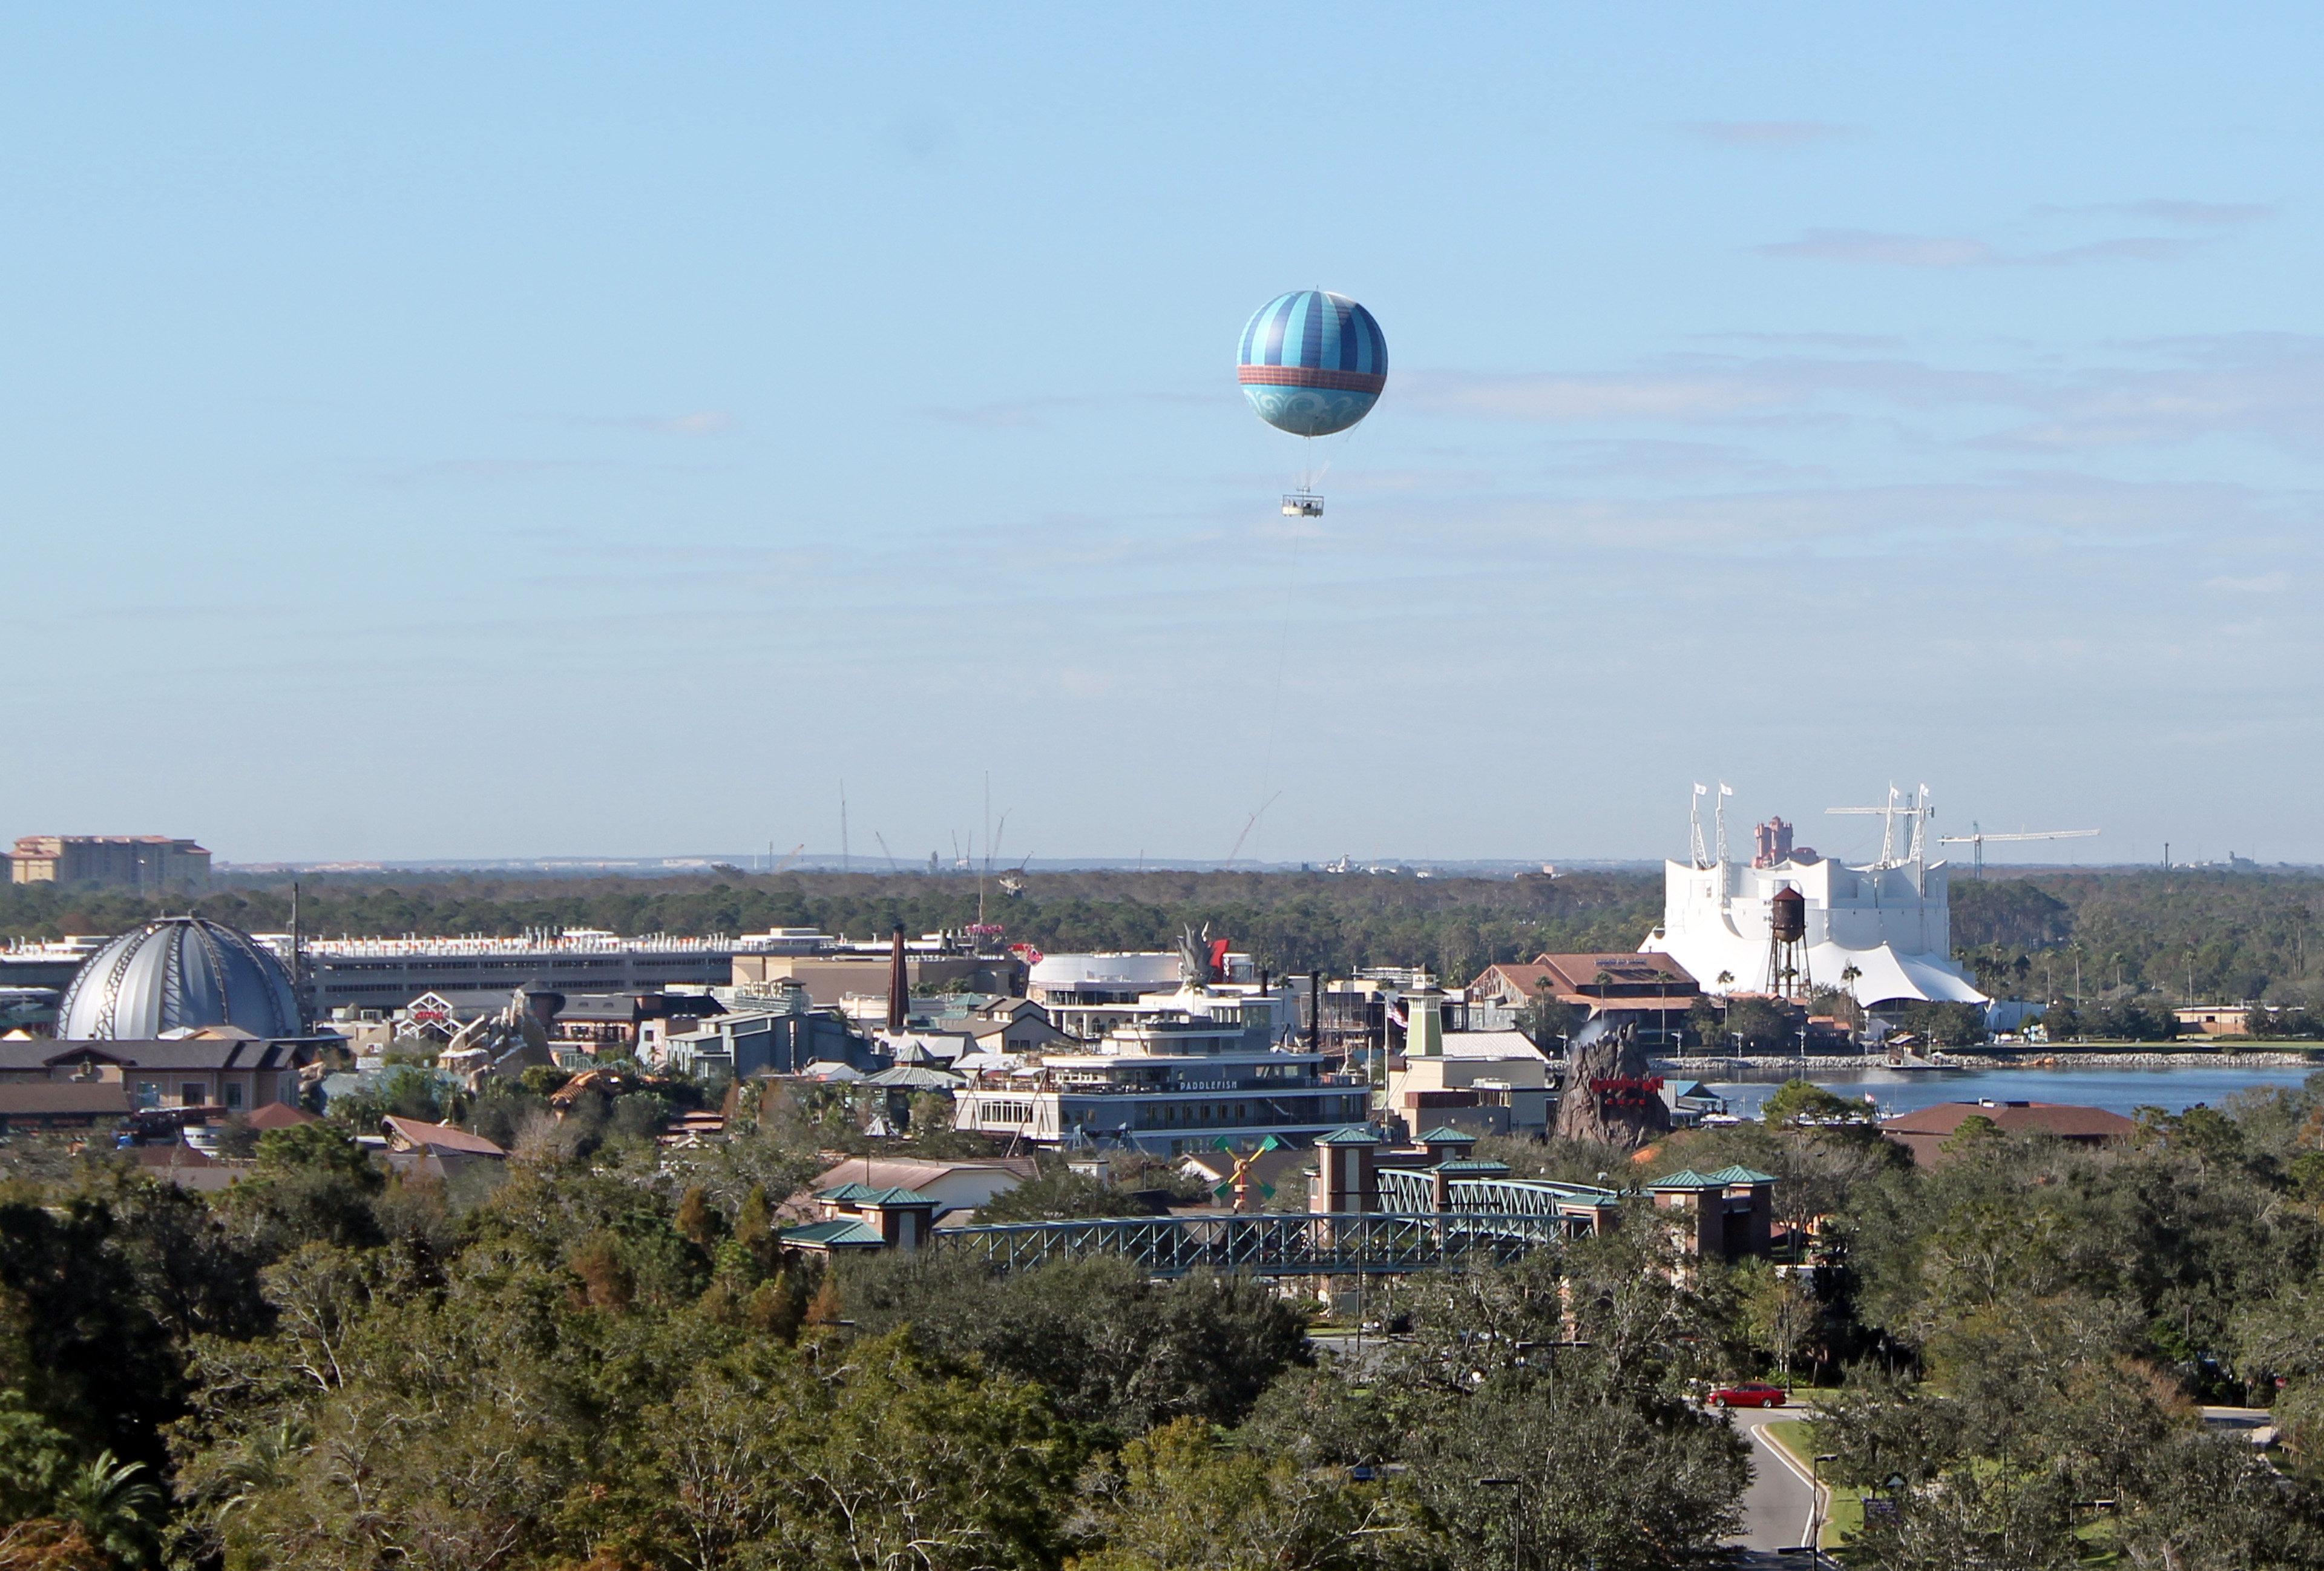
[865,1064,963,1090]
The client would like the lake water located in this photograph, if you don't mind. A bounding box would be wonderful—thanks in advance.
[1702,1063,2321,1121]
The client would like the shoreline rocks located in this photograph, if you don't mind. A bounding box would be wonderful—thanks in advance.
[1654,1049,2319,1075]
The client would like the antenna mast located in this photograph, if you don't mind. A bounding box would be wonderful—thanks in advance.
[289,880,309,1031]
[840,782,850,874]
[1689,784,1709,869]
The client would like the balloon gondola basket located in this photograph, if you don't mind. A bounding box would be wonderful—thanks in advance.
[1281,492,1324,518]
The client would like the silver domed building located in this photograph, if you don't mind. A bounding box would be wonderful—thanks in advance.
[57,916,303,1041]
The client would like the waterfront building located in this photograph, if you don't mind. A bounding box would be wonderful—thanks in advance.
[1026,950,1313,1046]
[1382,1026,1556,1139]
[1468,952,1699,1037]
[951,986,1367,1153]
[2176,1004,2254,1036]
[1881,1099,2133,1165]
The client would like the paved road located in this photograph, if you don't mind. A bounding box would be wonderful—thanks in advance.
[1725,1403,1823,1565]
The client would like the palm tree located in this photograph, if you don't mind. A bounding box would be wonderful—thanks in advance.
[1838,963,1865,1033]
[54,1451,160,1566]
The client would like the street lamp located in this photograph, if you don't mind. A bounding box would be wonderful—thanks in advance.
[1810,1454,1839,1569]
[1475,1478,1520,1571]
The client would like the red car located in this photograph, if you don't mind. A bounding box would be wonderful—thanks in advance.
[1709,1383,1788,1409]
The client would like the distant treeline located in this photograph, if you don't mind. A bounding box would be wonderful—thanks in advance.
[1955,869,2324,1006]
[9,864,2324,1003]
[0,869,1659,983]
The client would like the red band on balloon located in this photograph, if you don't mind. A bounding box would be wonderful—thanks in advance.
[1238,365,1387,393]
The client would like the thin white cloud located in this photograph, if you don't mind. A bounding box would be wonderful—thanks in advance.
[1761,229,2197,268]
[1404,369,1790,421]
[1979,334,2324,452]
[2038,199,2274,226]
[1405,357,2034,427]
[1432,472,2280,562]
[2130,199,2273,226]
[2029,236,2193,265]
[1758,229,1995,268]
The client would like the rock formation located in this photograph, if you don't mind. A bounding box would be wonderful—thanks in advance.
[1552,1022,1672,1149]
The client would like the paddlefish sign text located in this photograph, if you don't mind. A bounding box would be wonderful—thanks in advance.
[1591,1074,1665,1110]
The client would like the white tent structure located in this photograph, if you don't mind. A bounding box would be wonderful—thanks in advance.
[1644,788,1987,1009]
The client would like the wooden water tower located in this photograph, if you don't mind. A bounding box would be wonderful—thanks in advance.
[1766,884,1811,1000]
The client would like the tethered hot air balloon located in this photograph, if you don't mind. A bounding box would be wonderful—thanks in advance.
[1237,289,1387,517]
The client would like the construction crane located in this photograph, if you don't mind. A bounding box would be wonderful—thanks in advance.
[769,843,805,875]
[1938,823,2099,877]
[1825,785,1932,869]
[1224,792,1284,868]
[873,833,901,875]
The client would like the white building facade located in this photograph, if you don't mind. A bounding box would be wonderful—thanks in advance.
[1647,851,1987,1009]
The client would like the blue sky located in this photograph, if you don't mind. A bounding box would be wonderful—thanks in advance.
[6,4,2323,868]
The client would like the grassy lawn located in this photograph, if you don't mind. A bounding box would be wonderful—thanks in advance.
[1762,1422,2126,1565]
[1763,1418,1863,1549]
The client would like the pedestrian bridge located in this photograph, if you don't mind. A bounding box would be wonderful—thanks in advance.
[929,1210,1567,1278]
[1373,1167,1623,1224]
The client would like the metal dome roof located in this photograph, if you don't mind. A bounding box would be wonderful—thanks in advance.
[57,916,302,1040]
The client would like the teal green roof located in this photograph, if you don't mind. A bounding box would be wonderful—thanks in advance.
[1315,1125,1381,1146]
[1436,1159,1511,1176]
[819,1183,934,1207]
[1415,1126,1479,1145]
[1703,1165,1778,1185]
[1647,1169,1724,1190]
[779,1218,888,1250]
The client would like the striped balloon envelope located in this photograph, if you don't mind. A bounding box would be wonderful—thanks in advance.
[1236,289,1388,438]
